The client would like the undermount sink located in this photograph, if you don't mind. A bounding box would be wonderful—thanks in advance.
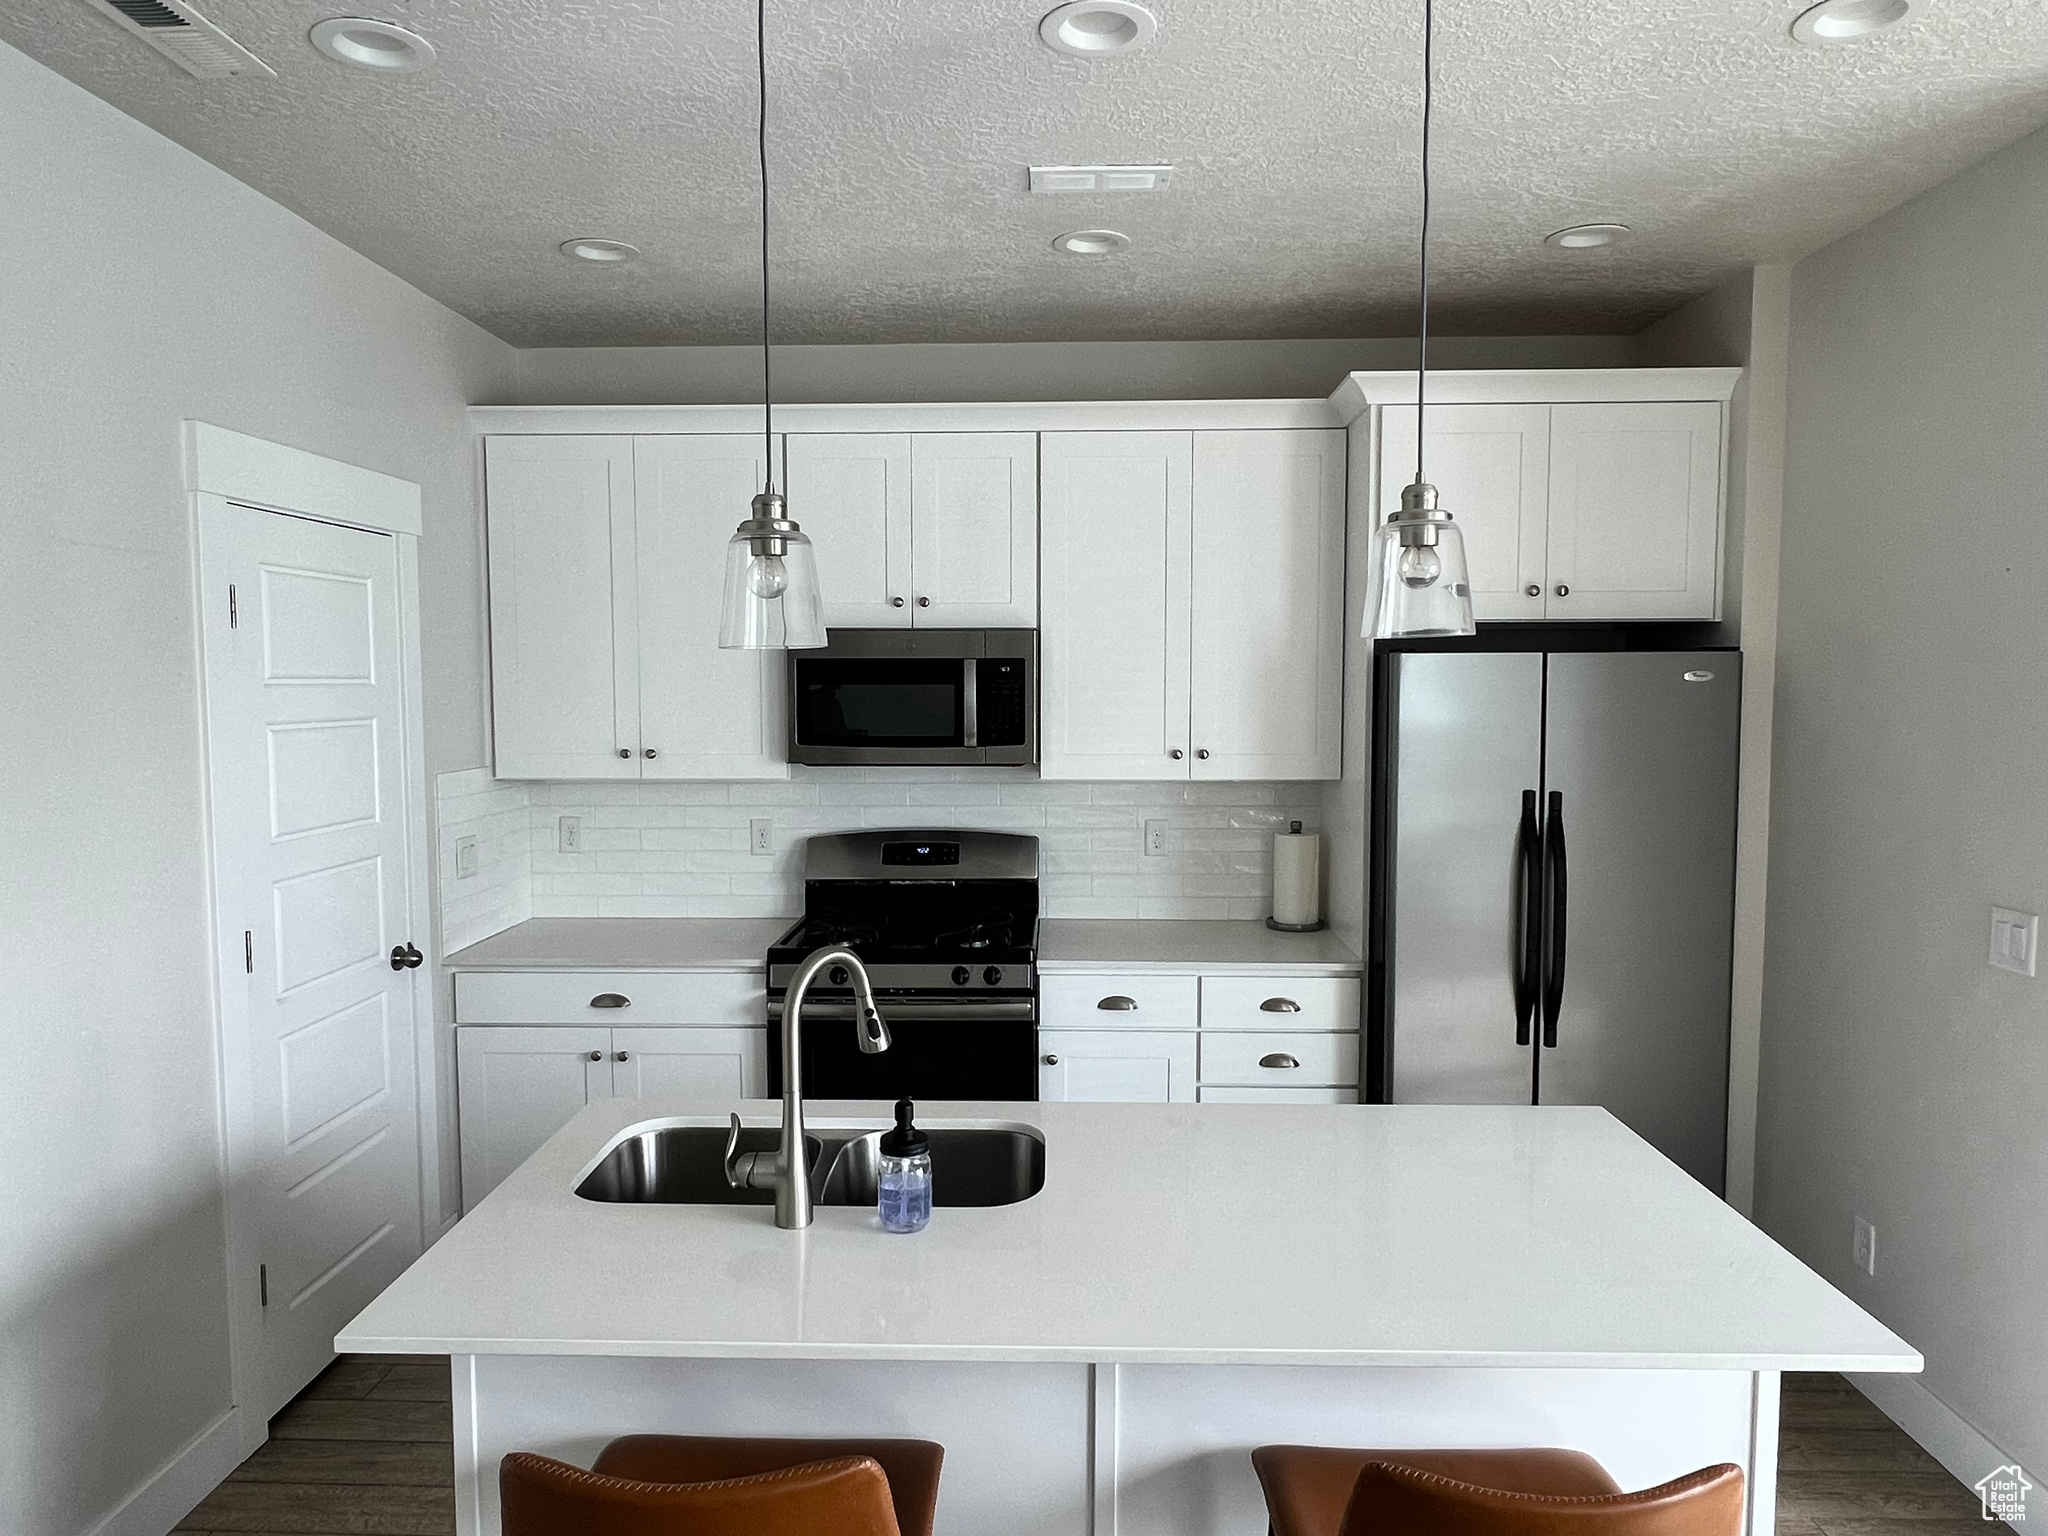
[575,1122,1045,1209]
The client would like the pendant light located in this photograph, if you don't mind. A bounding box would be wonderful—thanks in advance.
[718,0,826,650]
[1363,0,1475,641]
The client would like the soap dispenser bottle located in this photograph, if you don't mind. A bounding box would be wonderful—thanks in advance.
[877,1097,931,1233]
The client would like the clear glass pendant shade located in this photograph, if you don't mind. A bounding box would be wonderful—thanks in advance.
[1363,481,1476,639]
[718,494,826,649]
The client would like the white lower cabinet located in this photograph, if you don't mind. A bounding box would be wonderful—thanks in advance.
[1038,1029,1198,1103]
[611,1027,766,1100]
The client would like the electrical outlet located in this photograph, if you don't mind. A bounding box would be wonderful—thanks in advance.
[454,835,479,879]
[751,818,773,857]
[1144,819,1168,857]
[1853,1216,1877,1277]
[557,815,582,853]
[1989,907,2037,976]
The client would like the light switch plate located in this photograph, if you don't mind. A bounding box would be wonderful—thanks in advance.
[1990,907,2037,976]
[454,835,479,879]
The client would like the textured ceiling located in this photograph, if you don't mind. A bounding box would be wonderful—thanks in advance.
[10,0,2048,345]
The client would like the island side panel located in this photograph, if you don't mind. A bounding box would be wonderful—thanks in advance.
[458,1354,1095,1536]
[1746,1372,1781,1536]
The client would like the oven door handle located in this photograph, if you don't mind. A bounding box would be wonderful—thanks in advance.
[766,998,1036,1024]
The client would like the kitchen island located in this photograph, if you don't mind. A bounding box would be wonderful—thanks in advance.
[339,1100,1916,1536]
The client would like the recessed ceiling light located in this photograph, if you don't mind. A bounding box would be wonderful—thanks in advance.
[1052,229,1131,255]
[559,238,641,264]
[1790,0,1912,45]
[1544,223,1631,249]
[1038,0,1157,57]
[309,17,437,72]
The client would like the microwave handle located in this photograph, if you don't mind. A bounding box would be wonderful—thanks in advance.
[962,658,979,748]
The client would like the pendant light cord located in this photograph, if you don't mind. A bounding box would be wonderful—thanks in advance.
[757,0,774,495]
[1415,0,1433,486]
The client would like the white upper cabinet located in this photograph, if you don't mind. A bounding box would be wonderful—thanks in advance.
[1039,431,1193,780]
[1190,429,1345,780]
[1375,399,1724,621]
[785,433,912,628]
[1545,402,1722,620]
[785,432,1037,628]
[1378,404,1549,622]
[486,435,639,779]
[1041,428,1343,782]
[633,435,788,779]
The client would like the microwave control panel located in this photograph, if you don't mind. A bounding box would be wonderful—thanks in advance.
[976,659,1030,748]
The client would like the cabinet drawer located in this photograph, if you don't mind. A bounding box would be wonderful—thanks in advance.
[1199,1029,1359,1087]
[1197,1085,1360,1105]
[455,970,765,1027]
[1041,973,1199,1030]
[1198,975,1359,1032]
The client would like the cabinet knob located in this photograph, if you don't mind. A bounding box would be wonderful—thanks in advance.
[614,1050,629,1062]
[590,993,630,1009]
[891,596,906,608]
[1043,1054,1059,1066]
[587,1050,604,1062]
[1555,584,1570,597]
[1195,748,1210,760]
[1259,1052,1301,1070]
[1526,584,1542,598]
[1169,749,1184,760]
[917,596,931,608]
[617,748,631,759]
[643,748,658,759]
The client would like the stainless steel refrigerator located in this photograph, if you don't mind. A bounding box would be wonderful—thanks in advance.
[1369,646,1740,1190]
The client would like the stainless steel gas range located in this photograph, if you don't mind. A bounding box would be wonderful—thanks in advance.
[765,830,1039,1101]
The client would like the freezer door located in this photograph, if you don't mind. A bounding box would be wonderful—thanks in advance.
[1539,651,1739,1190]
[1386,651,1544,1104]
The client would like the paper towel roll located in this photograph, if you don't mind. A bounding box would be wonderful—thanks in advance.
[1269,822,1324,931]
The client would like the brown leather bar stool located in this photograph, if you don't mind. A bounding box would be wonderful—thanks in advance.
[501,1435,944,1536]
[1253,1446,1742,1536]
[501,1451,899,1536]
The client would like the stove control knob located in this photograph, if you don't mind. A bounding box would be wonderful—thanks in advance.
[983,965,1003,986]
[952,965,971,986]
[829,965,849,987]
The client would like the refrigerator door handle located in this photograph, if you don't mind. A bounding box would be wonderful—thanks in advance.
[1541,789,1568,1048]
[1513,790,1541,1046]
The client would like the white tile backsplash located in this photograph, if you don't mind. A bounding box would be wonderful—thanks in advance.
[435,766,1323,946]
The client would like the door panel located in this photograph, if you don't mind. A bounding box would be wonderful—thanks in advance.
[1189,429,1345,780]
[456,1026,611,1210]
[1386,652,1544,1105]
[1546,403,1722,620]
[1038,431,1192,780]
[786,434,912,629]
[1038,1029,1198,1103]
[201,503,424,1422]
[633,436,790,779]
[910,433,1037,626]
[484,435,638,778]
[1538,652,1739,1191]
[1379,405,1548,621]
[611,1027,767,1100]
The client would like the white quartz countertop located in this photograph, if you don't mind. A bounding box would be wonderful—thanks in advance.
[1037,919,1359,974]
[340,1100,1918,1373]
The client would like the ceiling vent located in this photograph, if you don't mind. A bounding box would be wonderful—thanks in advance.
[76,0,276,79]
[1029,164,1173,193]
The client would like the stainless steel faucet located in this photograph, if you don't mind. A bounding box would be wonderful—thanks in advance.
[724,946,890,1229]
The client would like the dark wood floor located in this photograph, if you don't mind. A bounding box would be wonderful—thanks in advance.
[174,1364,1992,1535]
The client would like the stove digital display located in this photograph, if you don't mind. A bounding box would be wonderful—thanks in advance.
[880,841,960,867]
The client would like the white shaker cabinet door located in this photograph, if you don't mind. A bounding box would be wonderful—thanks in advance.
[456,1026,611,1211]
[1545,402,1722,620]
[1038,1029,1198,1103]
[1038,431,1193,780]
[485,435,640,778]
[1377,404,1549,622]
[1189,429,1345,780]
[785,433,913,629]
[632,435,790,779]
[610,1027,767,1101]
[909,432,1038,626]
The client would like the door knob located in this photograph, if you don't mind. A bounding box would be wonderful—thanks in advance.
[1043,1054,1060,1066]
[1526,584,1541,597]
[643,748,658,759]
[1555,584,1570,597]
[1259,1052,1301,1070]
[388,942,423,971]
[917,596,931,608]
[891,596,906,608]
[587,1050,604,1062]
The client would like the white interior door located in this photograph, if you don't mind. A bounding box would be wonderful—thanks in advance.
[910,432,1038,625]
[610,1027,767,1100]
[632,435,790,780]
[785,433,913,628]
[1378,404,1550,622]
[200,500,424,1425]
[1189,429,1345,780]
[1038,431,1193,780]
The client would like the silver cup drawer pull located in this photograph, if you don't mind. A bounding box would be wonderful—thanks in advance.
[1259,1052,1301,1070]
[1097,995,1140,1011]
[1259,997,1302,1013]
[590,993,631,1009]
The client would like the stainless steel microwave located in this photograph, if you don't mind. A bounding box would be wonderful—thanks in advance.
[788,630,1036,767]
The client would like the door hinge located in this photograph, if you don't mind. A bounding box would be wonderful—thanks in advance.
[259,1262,268,1307]
[229,583,238,629]
[244,930,254,974]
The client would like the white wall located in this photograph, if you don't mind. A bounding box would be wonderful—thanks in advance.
[0,39,514,1536]
[1759,121,2048,1477]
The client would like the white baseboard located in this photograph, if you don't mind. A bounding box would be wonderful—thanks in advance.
[80,1405,244,1536]
[1848,1372,2027,1527]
